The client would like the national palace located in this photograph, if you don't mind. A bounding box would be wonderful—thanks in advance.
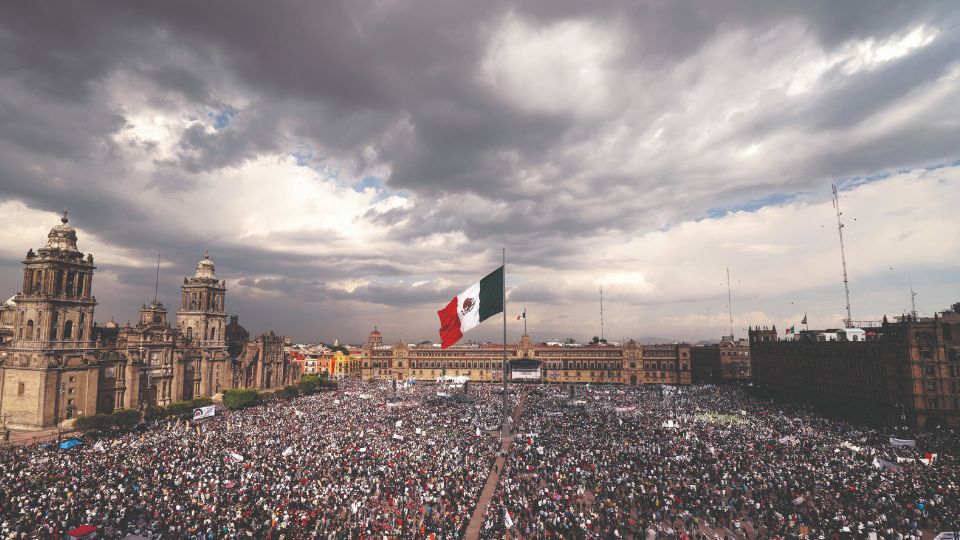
[0,214,297,430]
[360,328,692,386]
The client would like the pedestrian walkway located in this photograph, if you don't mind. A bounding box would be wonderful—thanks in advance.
[4,426,74,447]
[464,388,528,540]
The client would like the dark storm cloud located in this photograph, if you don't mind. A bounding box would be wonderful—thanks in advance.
[237,275,458,307]
[1,0,958,341]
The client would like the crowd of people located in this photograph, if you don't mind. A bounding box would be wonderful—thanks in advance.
[480,385,959,540]
[0,380,508,539]
[1,380,957,539]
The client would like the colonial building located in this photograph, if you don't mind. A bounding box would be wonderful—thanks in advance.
[360,329,691,385]
[690,335,752,383]
[749,303,960,431]
[0,214,298,430]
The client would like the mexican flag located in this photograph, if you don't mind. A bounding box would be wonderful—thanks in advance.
[437,266,504,348]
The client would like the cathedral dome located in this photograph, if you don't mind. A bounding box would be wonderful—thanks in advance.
[45,212,79,252]
[368,327,383,345]
[194,251,216,279]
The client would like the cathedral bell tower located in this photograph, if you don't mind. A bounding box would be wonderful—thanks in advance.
[14,213,97,350]
[0,213,98,429]
[177,251,227,349]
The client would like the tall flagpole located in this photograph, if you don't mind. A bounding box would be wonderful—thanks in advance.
[524,306,527,335]
[502,248,508,436]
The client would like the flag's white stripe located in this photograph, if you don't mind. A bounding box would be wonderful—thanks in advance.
[457,281,481,334]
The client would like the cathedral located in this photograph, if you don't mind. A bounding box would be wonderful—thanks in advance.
[0,214,298,430]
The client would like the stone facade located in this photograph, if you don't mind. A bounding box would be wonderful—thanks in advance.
[0,215,298,430]
[359,329,691,385]
[690,335,752,383]
[749,304,960,431]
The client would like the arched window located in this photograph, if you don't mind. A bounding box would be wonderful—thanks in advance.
[63,320,73,339]
[65,272,75,297]
[23,318,32,339]
[187,327,193,340]
[49,312,59,340]
[209,326,215,340]
[55,270,64,295]
[33,272,42,293]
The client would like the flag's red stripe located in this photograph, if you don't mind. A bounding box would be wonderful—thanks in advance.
[437,296,463,348]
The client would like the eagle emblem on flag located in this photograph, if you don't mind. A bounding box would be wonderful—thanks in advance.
[461,297,476,315]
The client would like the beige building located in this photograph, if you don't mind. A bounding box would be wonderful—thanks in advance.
[690,335,752,384]
[360,329,691,385]
[0,214,297,430]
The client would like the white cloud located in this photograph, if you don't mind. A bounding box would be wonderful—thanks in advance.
[0,201,151,269]
[479,12,619,117]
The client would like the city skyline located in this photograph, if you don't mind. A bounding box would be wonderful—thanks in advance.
[1,2,959,344]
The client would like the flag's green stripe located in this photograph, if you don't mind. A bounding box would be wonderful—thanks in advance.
[478,265,504,321]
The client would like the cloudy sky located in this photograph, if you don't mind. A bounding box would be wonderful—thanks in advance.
[1,1,959,345]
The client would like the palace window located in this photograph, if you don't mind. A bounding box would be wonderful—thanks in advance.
[17,382,25,396]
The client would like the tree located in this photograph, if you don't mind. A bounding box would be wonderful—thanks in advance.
[223,388,259,410]
[277,385,299,399]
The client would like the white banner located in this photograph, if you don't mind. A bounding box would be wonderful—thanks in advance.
[511,369,541,380]
[872,457,899,471]
[193,405,216,420]
[890,437,916,448]
[841,441,862,453]
[229,452,244,462]
[282,446,294,457]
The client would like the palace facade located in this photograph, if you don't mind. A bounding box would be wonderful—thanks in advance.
[0,214,298,430]
[750,303,960,431]
[360,329,691,385]
[690,335,752,383]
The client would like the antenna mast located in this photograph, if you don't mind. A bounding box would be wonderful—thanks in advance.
[726,268,734,337]
[832,184,853,328]
[909,275,917,319]
[600,286,604,342]
[153,254,161,304]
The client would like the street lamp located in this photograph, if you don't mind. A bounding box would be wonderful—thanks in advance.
[57,382,65,444]
[146,369,153,408]
[1,413,10,444]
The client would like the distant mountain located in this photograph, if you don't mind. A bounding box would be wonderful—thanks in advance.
[635,336,681,345]
[694,339,720,346]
